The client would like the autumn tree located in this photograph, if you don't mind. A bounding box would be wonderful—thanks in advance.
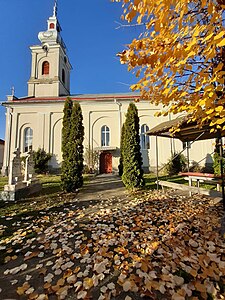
[122,103,144,189]
[61,101,84,192]
[115,0,225,132]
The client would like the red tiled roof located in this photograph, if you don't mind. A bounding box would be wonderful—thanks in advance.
[0,139,5,145]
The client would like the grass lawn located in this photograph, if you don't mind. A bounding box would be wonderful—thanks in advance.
[0,176,8,191]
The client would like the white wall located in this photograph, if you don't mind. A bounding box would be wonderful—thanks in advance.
[2,97,215,173]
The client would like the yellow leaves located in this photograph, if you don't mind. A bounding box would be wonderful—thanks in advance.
[125,9,137,22]
[113,0,225,131]
[17,282,30,296]
[215,106,223,113]
[195,281,207,293]
[122,280,132,291]
[214,31,225,40]
[214,117,225,125]
[207,2,214,14]
[203,32,214,42]
[141,261,149,272]
[217,39,225,47]
[24,251,40,261]
[83,277,93,289]
[136,69,141,77]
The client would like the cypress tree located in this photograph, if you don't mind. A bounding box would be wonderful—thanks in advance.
[62,97,73,159]
[122,103,145,190]
[61,101,84,192]
[118,123,125,176]
[61,97,73,191]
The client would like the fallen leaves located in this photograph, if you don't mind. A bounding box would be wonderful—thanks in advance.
[0,190,224,299]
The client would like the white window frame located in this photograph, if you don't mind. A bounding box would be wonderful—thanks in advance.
[140,124,150,150]
[101,125,110,147]
[24,127,33,152]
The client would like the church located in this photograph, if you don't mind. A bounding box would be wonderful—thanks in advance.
[1,3,215,175]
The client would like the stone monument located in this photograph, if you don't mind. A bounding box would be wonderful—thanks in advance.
[24,151,35,183]
[1,149,42,201]
[23,151,41,193]
[1,148,26,200]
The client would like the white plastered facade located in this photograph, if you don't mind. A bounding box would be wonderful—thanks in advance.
[2,96,215,174]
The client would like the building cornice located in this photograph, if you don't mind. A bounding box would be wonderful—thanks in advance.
[2,93,141,105]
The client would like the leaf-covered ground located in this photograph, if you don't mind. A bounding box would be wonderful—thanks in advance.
[0,178,224,299]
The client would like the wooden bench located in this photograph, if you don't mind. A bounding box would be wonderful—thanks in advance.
[180,172,221,192]
[157,180,222,198]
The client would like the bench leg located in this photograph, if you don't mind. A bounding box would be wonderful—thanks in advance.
[188,178,192,196]
[217,183,220,192]
[197,179,200,194]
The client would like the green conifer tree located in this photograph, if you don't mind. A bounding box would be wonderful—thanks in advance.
[62,97,73,159]
[61,97,73,191]
[122,103,145,189]
[118,123,125,176]
[61,101,84,192]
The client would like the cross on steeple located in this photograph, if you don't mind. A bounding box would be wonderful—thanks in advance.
[11,86,15,96]
[53,0,58,17]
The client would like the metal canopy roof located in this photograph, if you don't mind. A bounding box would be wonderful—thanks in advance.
[146,116,225,142]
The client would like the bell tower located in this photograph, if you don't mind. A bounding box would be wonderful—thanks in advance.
[28,1,72,97]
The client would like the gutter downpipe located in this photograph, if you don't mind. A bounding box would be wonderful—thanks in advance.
[156,135,159,190]
[187,145,190,172]
[114,99,122,143]
[7,107,13,176]
[218,132,225,210]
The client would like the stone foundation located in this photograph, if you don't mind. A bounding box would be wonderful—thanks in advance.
[1,182,42,201]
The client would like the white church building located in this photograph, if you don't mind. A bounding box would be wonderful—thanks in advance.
[1,4,215,175]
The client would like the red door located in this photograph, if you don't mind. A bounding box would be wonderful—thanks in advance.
[100,152,112,174]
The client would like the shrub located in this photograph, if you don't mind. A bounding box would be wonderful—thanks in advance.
[33,148,52,174]
[213,152,225,176]
[84,147,99,173]
[165,152,187,176]
[189,161,201,172]
[213,138,225,176]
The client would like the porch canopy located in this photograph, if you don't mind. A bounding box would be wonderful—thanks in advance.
[146,115,225,142]
[146,115,225,209]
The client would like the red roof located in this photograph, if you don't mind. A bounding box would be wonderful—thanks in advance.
[7,93,140,103]
[0,139,5,145]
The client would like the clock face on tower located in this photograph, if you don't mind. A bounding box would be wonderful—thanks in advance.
[43,31,53,38]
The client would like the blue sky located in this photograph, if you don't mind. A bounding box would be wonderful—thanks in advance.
[0,0,143,140]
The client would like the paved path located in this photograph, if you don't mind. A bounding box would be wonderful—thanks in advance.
[78,174,128,202]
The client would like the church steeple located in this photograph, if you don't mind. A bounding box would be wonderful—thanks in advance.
[27,1,72,98]
[38,0,65,49]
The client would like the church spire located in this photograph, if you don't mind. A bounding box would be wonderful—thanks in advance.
[53,0,58,17]
[37,0,66,48]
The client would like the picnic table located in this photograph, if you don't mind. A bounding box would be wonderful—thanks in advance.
[180,172,221,192]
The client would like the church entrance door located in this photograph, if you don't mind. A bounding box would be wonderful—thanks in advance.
[100,152,112,174]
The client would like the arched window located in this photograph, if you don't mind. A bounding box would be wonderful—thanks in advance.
[62,68,65,84]
[49,23,55,29]
[140,124,150,149]
[24,127,33,152]
[101,126,110,147]
[42,61,49,75]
